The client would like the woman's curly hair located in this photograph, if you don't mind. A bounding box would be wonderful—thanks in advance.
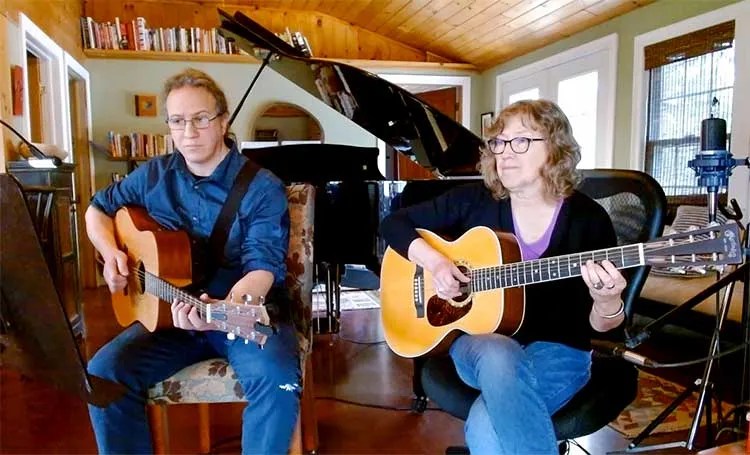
[478,99,581,200]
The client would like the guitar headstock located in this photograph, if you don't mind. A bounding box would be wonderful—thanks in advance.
[207,301,273,346]
[645,222,744,268]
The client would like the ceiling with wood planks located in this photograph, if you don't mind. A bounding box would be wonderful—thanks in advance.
[225,0,655,69]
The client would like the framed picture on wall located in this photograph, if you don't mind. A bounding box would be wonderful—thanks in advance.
[480,112,493,139]
[135,94,158,117]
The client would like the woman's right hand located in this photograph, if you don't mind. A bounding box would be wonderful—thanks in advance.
[430,256,470,299]
[102,250,129,294]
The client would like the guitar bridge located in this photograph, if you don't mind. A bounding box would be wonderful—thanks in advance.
[412,265,425,318]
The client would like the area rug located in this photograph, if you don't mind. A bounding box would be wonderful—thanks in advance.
[313,289,380,312]
[609,371,733,438]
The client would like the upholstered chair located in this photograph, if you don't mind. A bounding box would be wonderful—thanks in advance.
[146,183,318,454]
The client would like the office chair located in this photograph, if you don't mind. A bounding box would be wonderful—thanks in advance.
[415,169,667,452]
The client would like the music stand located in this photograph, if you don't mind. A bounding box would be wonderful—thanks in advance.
[0,173,124,408]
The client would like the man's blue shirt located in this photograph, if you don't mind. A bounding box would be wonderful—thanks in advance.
[91,145,289,297]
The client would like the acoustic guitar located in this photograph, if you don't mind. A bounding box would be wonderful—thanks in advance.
[380,223,743,358]
[111,206,273,346]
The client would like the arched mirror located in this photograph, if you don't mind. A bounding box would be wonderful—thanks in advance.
[252,103,323,145]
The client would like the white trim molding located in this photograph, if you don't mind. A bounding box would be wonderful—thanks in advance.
[19,13,66,149]
[63,52,92,165]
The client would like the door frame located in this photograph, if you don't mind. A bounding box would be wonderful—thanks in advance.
[63,52,97,289]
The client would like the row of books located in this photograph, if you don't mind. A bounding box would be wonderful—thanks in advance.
[81,16,239,55]
[107,132,174,159]
[275,27,313,57]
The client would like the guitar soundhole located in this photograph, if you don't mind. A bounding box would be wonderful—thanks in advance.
[426,296,472,327]
[134,262,145,294]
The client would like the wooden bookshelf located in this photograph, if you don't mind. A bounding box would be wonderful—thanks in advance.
[84,49,257,63]
[83,49,477,71]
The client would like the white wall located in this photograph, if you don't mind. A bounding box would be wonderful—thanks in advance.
[85,59,379,190]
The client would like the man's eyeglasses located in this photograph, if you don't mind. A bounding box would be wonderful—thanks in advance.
[486,137,545,155]
[166,112,221,130]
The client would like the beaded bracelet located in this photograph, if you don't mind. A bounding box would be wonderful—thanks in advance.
[592,299,624,319]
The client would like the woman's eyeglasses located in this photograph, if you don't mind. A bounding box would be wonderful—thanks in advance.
[166,112,221,130]
[486,137,545,155]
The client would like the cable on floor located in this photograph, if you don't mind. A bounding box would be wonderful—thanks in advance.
[315,395,445,413]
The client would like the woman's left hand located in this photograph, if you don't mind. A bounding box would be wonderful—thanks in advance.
[581,259,627,300]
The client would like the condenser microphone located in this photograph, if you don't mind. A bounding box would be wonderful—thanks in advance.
[591,340,657,367]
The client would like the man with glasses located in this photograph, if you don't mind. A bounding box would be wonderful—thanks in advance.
[381,99,626,454]
[85,68,300,455]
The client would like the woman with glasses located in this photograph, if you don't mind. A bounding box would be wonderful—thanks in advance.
[381,99,626,454]
[85,68,300,454]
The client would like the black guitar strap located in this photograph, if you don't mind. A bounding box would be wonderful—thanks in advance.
[206,159,260,275]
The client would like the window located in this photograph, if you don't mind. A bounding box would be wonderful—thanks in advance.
[508,88,539,104]
[643,21,734,198]
[496,34,617,169]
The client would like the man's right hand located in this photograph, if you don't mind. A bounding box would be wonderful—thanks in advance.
[102,250,130,293]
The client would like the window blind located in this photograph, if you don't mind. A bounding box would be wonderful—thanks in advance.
[645,21,734,70]
[643,21,735,198]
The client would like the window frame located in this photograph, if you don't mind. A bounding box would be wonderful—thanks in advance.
[630,2,747,170]
[630,1,750,221]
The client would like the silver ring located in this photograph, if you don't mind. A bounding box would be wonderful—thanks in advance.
[593,281,604,290]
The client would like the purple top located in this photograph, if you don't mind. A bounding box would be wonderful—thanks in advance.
[512,199,563,260]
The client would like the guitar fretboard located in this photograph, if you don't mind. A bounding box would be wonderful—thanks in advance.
[470,244,644,291]
[144,272,207,315]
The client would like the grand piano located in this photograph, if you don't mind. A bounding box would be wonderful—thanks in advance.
[217,10,485,332]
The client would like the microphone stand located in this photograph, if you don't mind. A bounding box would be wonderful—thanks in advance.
[623,229,748,453]
[620,112,750,453]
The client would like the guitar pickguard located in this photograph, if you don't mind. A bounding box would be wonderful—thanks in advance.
[426,295,473,327]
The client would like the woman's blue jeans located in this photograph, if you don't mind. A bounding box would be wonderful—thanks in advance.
[87,322,301,455]
[449,334,591,455]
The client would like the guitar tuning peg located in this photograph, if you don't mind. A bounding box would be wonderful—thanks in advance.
[229,292,235,303]
[242,294,253,304]
[258,295,266,305]
[226,332,236,341]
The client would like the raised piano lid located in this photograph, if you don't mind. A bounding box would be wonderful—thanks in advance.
[217,9,484,178]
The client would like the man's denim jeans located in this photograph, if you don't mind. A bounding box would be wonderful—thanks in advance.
[87,322,301,455]
[450,334,591,455]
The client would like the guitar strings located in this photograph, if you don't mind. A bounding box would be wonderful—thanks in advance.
[125,266,212,318]
[456,237,728,291]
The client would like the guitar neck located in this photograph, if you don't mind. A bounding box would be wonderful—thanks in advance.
[472,244,645,291]
[144,272,207,313]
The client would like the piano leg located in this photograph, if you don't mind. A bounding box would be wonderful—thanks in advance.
[313,261,341,334]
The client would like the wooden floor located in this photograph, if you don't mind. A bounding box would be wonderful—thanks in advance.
[0,288,744,454]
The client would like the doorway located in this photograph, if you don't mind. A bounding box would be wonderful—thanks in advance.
[65,55,96,290]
